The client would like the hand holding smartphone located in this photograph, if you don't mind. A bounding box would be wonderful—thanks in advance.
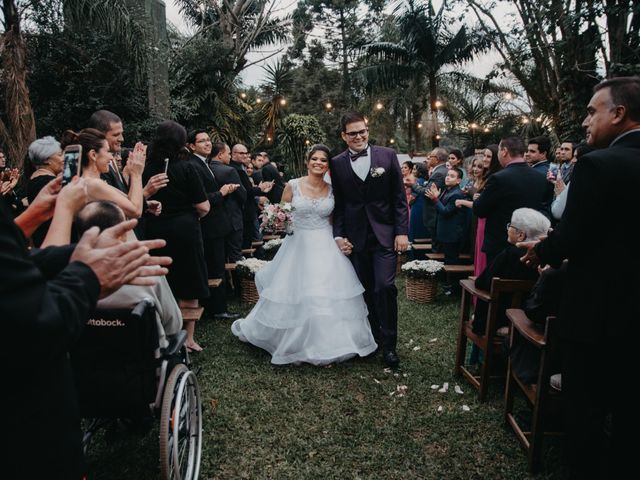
[62,144,82,186]
[163,158,170,174]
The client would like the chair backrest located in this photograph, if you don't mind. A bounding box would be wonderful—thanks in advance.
[70,299,159,418]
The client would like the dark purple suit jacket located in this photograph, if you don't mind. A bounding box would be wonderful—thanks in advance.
[330,146,409,252]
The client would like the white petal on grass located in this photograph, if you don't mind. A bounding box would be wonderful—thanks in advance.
[437,406,443,413]
[462,405,471,412]
[373,378,381,384]
[431,384,440,390]
[383,368,392,374]
[429,338,438,343]
[395,385,408,398]
[412,346,421,351]
[403,373,408,378]
[438,382,449,393]
[454,385,464,395]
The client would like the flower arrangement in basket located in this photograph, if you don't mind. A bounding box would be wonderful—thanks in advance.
[261,237,283,260]
[235,258,270,304]
[401,260,444,303]
[260,202,294,235]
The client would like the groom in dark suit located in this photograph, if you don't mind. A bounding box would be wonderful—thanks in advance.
[330,112,409,367]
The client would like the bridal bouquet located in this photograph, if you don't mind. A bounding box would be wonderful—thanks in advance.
[260,202,294,235]
[401,260,444,278]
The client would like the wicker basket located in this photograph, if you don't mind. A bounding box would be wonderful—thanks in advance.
[405,276,438,303]
[396,252,408,274]
[240,277,259,304]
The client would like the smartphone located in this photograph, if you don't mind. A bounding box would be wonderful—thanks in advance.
[62,144,82,186]
[163,157,170,175]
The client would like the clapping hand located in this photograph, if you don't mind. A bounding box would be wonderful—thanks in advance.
[516,237,546,269]
[259,180,275,193]
[425,182,440,200]
[71,218,172,297]
[220,183,241,196]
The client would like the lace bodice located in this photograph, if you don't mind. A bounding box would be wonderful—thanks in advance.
[290,178,334,230]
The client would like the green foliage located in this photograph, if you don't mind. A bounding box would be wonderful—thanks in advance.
[278,114,325,177]
[26,27,148,139]
[169,31,253,144]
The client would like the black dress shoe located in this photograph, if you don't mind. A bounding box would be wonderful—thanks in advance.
[383,350,400,368]
[213,311,240,320]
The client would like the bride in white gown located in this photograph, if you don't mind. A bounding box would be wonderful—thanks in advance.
[231,144,378,365]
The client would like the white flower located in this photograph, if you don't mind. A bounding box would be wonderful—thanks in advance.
[370,167,386,178]
[262,238,283,250]
[235,258,269,274]
[401,259,444,277]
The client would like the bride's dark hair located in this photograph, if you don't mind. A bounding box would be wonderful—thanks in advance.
[307,144,331,161]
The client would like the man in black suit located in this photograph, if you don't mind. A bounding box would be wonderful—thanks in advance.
[260,159,285,204]
[230,144,273,249]
[187,131,240,319]
[209,142,246,263]
[520,76,640,479]
[473,136,553,265]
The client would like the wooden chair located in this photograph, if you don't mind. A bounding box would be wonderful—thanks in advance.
[455,277,534,401]
[504,309,561,473]
[207,278,222,288]
[180,306,204,322]
[241,248,256,257]
[426,252,471,261]
[413,237,431,244]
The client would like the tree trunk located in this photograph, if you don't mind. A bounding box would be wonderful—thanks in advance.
[0,0,37,170]
[339,9,351,103]
[428,72,439,147]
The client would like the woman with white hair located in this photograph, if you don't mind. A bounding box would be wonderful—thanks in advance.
[471,208,551,336]
[26,136,64,246]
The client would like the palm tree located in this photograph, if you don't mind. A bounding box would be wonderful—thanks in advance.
[174,0,290,74]
[357,0,490,149]
[257,60,294,146]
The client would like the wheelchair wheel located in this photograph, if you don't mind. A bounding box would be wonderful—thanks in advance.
[159,364,203,480]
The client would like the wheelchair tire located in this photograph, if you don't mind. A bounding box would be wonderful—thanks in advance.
[159,364,203,480]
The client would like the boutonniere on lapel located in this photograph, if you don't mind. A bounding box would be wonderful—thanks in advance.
[370,167,385,178]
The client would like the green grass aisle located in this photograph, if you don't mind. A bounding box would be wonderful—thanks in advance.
[87,280,566,479]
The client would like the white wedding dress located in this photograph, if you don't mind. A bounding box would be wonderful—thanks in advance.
[231,178,378,365]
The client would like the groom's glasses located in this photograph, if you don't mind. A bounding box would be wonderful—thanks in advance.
[344,128,369,139]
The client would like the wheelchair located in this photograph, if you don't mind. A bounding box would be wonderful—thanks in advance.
[70,299,202,479]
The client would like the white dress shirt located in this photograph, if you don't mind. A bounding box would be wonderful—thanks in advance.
[349,146,371,181]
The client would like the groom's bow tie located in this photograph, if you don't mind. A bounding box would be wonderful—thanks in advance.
[349,149,368,162]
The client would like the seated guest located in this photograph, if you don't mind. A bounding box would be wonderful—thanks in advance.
[74,200,183,348]
[472,207,550,335]
[26,136,64,246]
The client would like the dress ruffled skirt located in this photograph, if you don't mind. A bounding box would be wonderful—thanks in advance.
[231,226,378,365]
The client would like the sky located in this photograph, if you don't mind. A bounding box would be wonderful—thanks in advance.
[164,0,505,89]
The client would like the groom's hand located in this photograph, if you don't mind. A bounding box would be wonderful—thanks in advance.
[395,235,409,253]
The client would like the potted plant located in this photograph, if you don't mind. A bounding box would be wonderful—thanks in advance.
[401,259,444,303]
[235,258,270,304]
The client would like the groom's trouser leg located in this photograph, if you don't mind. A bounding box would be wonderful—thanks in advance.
[350,250,379,345]
[371,246,398,351]
[350,246,398,351]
